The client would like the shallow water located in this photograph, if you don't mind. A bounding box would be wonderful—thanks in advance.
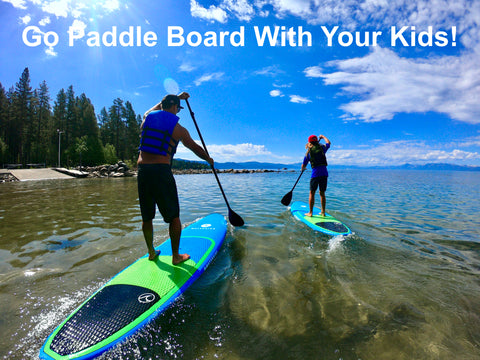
[1,170,479,359]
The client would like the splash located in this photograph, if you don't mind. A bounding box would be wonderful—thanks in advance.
[327,234,345,253]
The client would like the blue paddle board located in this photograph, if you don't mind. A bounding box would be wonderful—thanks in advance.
[290,201,351,236]
[40,213,227,360]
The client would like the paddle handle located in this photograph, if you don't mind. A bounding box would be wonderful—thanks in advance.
[185,99,231,209]
[185,99,209,156]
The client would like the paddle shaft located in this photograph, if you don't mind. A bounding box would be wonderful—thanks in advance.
[281,169,305,205]
[185,99,232,209]
[290,169,305,191]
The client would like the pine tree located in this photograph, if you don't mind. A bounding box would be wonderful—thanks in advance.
[108,98,126,159]
[53,89,67,167]
[30,80,52,164]
[12,67,33,164]
[125,101,141,162]
[0,83,8,164]
[77,93,104,165]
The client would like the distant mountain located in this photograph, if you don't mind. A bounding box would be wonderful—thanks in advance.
[214,161,299,170]
[398,163,480,171]
[176,159,480,172]
[216,162,480,171]
[330,163,480,171]
[175,159,299,170]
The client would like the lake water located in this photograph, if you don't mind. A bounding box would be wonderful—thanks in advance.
[1,170,479,360]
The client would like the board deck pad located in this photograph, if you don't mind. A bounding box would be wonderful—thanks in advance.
[290,201,351,236]
[40,214,227,360]
[50,284,160,356]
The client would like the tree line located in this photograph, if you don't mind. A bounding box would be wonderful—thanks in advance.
[0,67,142,168]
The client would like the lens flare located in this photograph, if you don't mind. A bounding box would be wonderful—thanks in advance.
[164,78,179,94]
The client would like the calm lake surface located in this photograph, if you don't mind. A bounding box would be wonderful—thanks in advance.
[1,169,479,360]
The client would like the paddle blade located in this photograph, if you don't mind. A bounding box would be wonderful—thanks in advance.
[228,208,245,227]
[281,191,292,206]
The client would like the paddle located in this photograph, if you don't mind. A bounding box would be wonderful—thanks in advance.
[281,169,305,206]
[185,99,245,227]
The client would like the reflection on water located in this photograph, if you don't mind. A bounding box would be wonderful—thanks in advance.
[1,170,480,359]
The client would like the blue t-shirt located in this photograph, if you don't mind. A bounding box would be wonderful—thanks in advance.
[303,143,330,178]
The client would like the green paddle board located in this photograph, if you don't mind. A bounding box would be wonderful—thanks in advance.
[40,213,227,359]
[290,201,351,236]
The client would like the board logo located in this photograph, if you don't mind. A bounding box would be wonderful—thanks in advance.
[201,223,212,228]
[138,293,156,304]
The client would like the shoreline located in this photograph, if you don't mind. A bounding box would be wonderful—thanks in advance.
[1,162,293,183]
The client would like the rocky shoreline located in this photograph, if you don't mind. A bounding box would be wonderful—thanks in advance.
[1,161,292,182]
[79,161,287,177]
[0,172,17,183]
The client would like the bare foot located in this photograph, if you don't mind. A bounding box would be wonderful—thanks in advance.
[148,250,160,261]
[172,253,190,265]
[320,213,326,217]
[305,212,313,217]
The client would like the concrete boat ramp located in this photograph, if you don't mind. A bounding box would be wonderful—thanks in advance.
[5,168,87,181]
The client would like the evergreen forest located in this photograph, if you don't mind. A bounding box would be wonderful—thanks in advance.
[0,67,144,168]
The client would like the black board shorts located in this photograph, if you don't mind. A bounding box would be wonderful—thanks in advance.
[137,164,179,223]
[310,176,328,192]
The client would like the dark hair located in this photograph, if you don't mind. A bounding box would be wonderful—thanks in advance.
[161,95,180,109]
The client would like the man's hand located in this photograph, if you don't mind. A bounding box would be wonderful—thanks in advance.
[207,157,214,167]
[178,92,190,100]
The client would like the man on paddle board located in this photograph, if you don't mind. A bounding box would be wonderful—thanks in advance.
[301,134,331,217]
[137,92,214,265]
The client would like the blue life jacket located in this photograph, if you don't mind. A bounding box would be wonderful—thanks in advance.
[138,110,179,156]
[309,143,328,167]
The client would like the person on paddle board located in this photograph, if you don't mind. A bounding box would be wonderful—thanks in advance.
[137,92,214,265]
[301,134,331,217]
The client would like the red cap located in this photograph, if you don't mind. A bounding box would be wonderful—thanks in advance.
[308,135,318,143]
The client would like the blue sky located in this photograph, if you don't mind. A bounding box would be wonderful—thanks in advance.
[1,0,479,166]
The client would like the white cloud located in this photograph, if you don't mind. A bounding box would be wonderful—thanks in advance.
[177,142,280,162]
[190,0,228,23]
[209,143,273,158]
[4,0,124,20]
[45,46,57,57]
[270,89,283,97]
[19,14,31,24]
[254,65,285,77]
[101,0,119,13]
[175,139,480,165]
[289,95,311,104]
[179,62,196,72]
[328,140,480,166]
[189,1,479,52]
[69,19,87,39]
[305,46,480,124]
[268,0,314,20]
[190,0,254,22]
[456,135,480,148]
[2,0,27,10]
[262,0,474,36]
[39,16,51,26]
[222,0,255,21]
[194,72,224,86]
[303,66,323,78]
[41,0,69,18]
